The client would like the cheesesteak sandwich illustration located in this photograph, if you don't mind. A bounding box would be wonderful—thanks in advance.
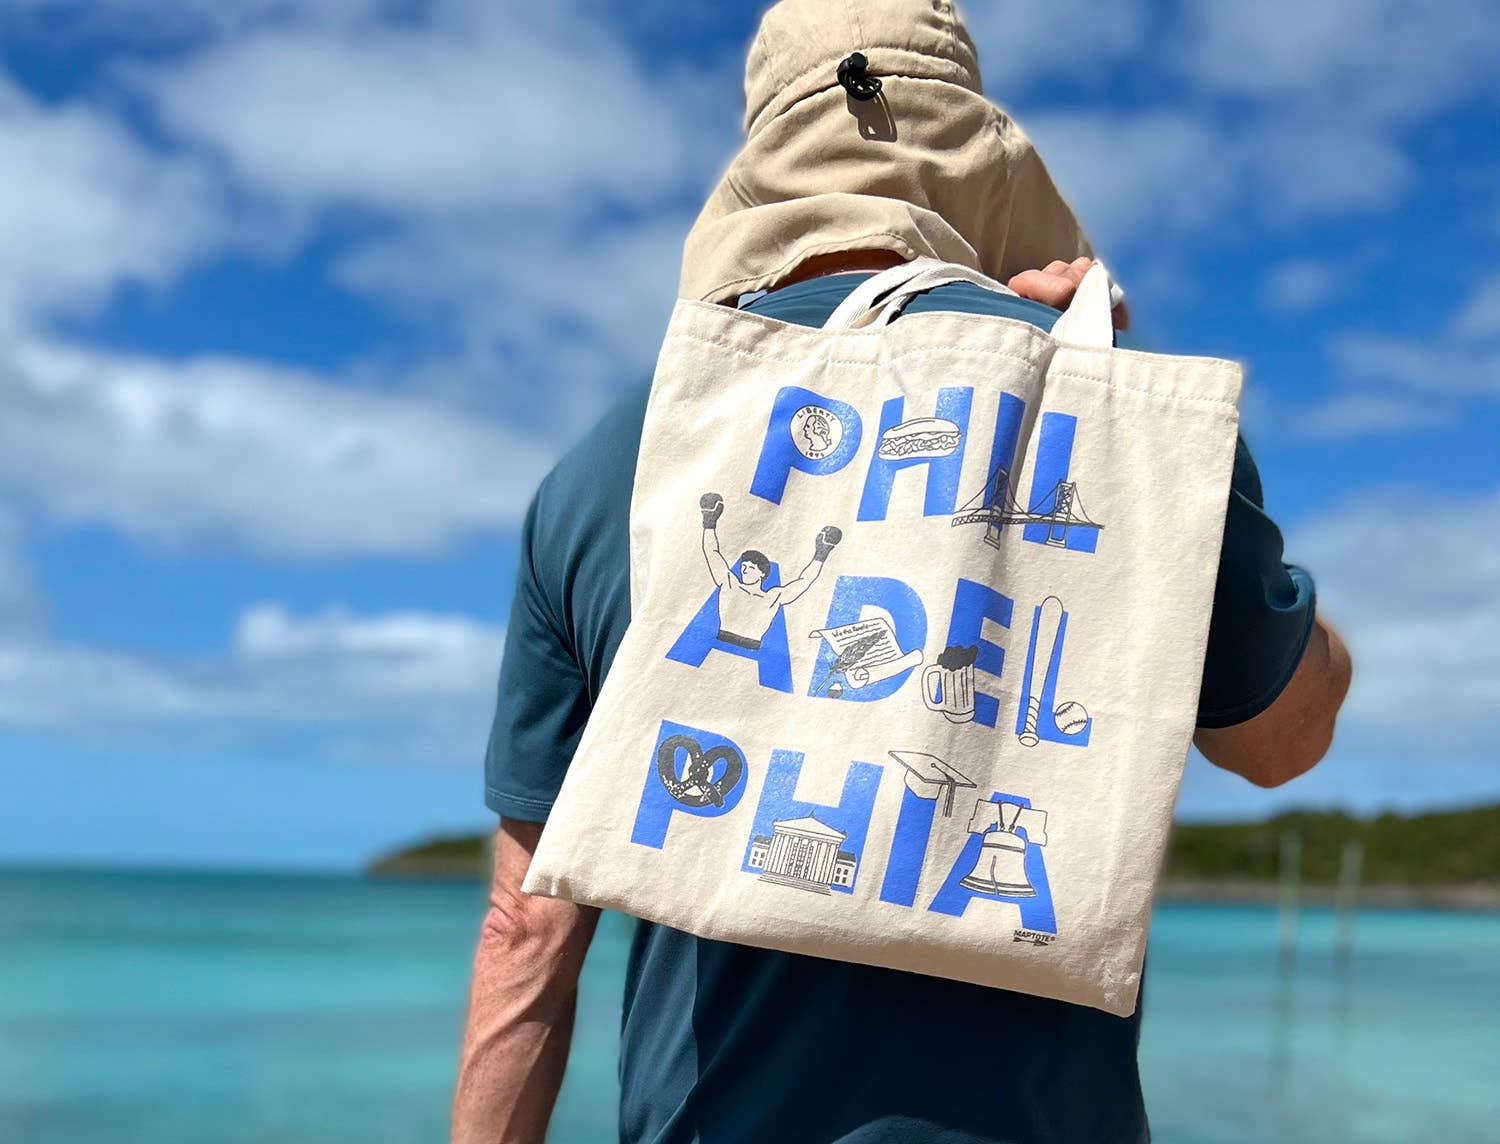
[878,417,962,459]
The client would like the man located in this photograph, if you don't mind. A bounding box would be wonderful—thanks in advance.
[454,4,1351,1142]
[699,491,841,651]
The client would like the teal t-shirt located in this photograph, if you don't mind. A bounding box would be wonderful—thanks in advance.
[484,275,1316,1143]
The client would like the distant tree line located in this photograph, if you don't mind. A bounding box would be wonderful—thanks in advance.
[374,804,1500,886]
[1165,804,1500,885]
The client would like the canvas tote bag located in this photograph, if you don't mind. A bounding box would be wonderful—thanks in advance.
[523,259,1241,1017]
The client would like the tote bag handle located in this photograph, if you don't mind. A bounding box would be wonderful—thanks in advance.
[1046,262,1115,349]
[820,259,1010,330]
[821,257,1117,349]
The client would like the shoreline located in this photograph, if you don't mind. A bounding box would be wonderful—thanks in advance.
[1157,879,1500,912]
[366,860,1500,912]
[7,863,1495,911]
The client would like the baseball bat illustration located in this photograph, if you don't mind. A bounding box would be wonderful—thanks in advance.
[1019,596,1064,747]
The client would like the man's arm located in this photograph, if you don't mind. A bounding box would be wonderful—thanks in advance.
[452,818,600,1144]
[773,525,842,606]
[700,493,733,588]
[1003,260,1351,789]
[1194,617,1351,788]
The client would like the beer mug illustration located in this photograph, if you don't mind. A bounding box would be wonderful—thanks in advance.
[922,645,978,723]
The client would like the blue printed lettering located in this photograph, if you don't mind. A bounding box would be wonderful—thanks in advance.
[1014,599,1093,747]
[878,784,938,907]
[928,792,1056,933]
[749,387,864,505]
[807,575,927,702]
[940,579,1014,728]
[856,388,972,521]
[741,750,882,894]
[665,562,795,693]
[631,720,750,850]
[1021,412,1099,553]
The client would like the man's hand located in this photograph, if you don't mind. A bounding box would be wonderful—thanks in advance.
[452,819,599,1144]
[701,492,725,530]
[1008,257,1129,330]
[813,525,842,562]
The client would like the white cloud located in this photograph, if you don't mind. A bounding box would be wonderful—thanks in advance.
[966,0,1148,93]
[1028,105,1414,259]
[1265,275,1500,439]
[1288,485,1500,763]
[233,602,500,703]
[1331,277,1500,400]
[334,209,692,423]
[0,334,554,558]
[1262,259,1340,313]
[1451,275,1500,342]
[1019,111,1241,255]
[7,0,383,32]
[1332,338,1500,399]
[126,0,731,428]
[143,4,722,220]
[0,603,504,761]
[0,505,43,636]
[1006,0,1498,263]
[1178,0,1498,221]
[1181,0,1500,126]
[1289,394,1454,439]
[0,77,226,327]
[1247,119,1413,218]
[1020,100,1417,261]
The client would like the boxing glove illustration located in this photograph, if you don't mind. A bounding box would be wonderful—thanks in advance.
[813,525,842,562]
[700,492,725,530]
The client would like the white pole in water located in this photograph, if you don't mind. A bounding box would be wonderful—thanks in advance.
[1270,829,1303,1085]
[1335,838,1364,969]
[1278,829,1303,970]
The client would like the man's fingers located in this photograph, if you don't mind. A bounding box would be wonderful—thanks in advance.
[1007,268,1078,309]
[1010,256,1099,308]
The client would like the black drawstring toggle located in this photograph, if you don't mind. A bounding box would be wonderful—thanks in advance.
[837,52,882,101]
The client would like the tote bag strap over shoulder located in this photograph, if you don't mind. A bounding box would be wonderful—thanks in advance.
[820,258,1010,330]
[821,257,1117,350]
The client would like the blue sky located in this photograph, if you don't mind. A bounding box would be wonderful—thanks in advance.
[0,0,1495,870]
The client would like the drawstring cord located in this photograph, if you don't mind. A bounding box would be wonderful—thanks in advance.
[837,52,882,101]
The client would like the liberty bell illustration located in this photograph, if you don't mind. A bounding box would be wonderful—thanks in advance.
[960,801,1049,897]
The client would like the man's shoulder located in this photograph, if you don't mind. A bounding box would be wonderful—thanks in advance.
[529,381,650,545]
[538,382,650,501]
[519,382,647,630]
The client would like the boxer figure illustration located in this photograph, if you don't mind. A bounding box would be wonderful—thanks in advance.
[699,492,841,651]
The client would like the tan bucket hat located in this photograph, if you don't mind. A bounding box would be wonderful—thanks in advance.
[680,0,1096,304]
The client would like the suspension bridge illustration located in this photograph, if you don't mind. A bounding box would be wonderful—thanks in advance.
[951,463,1104,549]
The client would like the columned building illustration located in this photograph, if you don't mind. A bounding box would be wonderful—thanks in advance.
[748,815,857,893]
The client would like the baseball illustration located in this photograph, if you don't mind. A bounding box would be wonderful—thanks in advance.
[1054,700,1090,736]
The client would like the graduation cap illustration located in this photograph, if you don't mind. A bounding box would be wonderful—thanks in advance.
[888,751,977,817]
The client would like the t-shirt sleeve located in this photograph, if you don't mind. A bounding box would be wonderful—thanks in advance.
[1196,436,1318,728]
[483,494,590,822]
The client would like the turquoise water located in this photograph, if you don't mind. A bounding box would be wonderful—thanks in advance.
[2,871,1495,1143]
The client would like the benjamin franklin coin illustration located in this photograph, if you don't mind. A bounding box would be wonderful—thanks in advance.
[790,404,843,460]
